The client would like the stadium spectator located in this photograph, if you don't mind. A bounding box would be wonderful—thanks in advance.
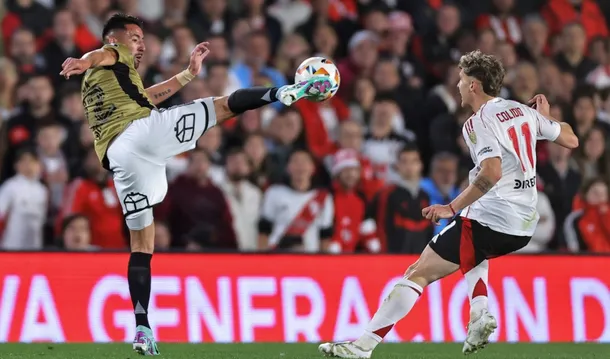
[58,146,125,249]
[196,126,226,184]
[348,77,376,125]
[571,85,610,138]
[363,96,415,183]
[9,27,46,78]
[36,122,69,219]
[154,221,172,252]
[2,0,53,50]
[516,15,550,63]
[156,148,237,250]
[266,108,307,183]
[189,0,235,41]
[1,74,71,181]
[258,149,333,252]
[542,0,608,42]
[241,0,283,55]
[574,125,610,183]
[312,24,338,59]
[0,148,47,250]
[220,147,262,251]
[327,148,380,254]
[43,9,83,87]
[509,62,539,105]
[0,57,19,120]
[586,37,610,89]
[61,214,97,251]
[564,177,610,252]
[337,30,379,100]
[519,183,556,252]
[476,0,522,45]
[243,133,271,190]
[371,145,432,253]
[383,11,425,88]
[538,141,582,249]
[555,22,598,81]
[326,121,384,200]
[414,3,461,83]
[372,57,423,134]
[420,152,460,235]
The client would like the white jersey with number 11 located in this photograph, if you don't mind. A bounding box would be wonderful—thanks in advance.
[461,97,561,237]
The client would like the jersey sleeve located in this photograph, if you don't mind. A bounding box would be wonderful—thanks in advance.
[467,117,502,165]
[534,110,561,141]
[102,43,133,65]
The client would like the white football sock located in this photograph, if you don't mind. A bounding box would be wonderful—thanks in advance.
[465,260,489,317]
[353,278,423,350]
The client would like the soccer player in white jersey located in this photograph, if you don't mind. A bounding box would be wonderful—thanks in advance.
[319,50,579,358]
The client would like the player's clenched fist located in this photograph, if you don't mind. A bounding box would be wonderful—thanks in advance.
[60,58,92,79]
[422,204,454,225]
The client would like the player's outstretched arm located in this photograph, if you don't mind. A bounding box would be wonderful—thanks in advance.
[144,42,210,105]
[529,94,579,149]
[60,48,118,79]
[451,157,502,211]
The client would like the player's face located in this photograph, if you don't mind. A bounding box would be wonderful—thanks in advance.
[457,69,473,108]
[115,24,146,68]
[338,166,360,189]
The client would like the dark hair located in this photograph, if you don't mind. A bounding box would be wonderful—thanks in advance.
[102,13,143,40]
[572,84,598,105]
[225,146,245,158]
[398,143,420,157]
[61,214,90,234]
[288,148,314,163]
[59,83,81,100]
[206,60,231,72]
[458,50,505,97]
[580,177,609,198]
[374,91,397,104]
[14,147,39,164]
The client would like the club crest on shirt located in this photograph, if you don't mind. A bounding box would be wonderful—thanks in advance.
[469,131,477,144]
[465,118,476,144]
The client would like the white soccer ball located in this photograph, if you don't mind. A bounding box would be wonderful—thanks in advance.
[294,56,341,102]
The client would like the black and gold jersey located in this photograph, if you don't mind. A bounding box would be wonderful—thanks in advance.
[81,43,155,165]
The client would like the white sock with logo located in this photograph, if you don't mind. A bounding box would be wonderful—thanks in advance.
[353,278,424,351]
[465,260,489,318]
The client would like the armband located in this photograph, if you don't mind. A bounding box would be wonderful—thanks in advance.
[176,69,196,86]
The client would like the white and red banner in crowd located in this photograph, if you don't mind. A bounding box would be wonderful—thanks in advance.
[0,253,608,343]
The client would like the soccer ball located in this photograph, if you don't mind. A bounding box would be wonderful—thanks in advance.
[294,57,340,102]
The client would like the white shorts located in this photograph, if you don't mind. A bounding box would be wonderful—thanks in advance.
[106,98,217,216]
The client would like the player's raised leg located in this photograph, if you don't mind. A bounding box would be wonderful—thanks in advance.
[318,245,459,358]
[463,260,497,354]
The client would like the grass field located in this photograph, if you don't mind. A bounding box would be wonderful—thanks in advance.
[0,343,608,359]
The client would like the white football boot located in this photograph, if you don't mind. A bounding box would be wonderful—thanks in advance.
[318,342,373,359]
[276,76,332,106]
[462,308,498,355]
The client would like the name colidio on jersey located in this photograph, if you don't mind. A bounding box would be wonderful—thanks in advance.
[514,176,536,190]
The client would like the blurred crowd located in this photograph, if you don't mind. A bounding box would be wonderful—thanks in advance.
[1,0,610,253]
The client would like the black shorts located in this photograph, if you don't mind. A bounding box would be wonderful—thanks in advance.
[428,216,531,273]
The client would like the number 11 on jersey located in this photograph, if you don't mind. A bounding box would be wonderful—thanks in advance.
[507,123,534,172]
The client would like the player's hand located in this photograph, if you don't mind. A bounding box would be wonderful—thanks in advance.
[528,94,551,117]
[187,42,211,76]
[60,58,92,79]
[422,204,454,225]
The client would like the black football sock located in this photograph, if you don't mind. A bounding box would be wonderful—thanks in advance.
[128,252,152,329]
[227,87,280,114]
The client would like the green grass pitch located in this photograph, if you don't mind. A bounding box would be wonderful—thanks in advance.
[0,343,608,359]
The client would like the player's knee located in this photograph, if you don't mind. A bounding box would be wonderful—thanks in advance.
[212,96,233,122]
[125,208,154,231]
